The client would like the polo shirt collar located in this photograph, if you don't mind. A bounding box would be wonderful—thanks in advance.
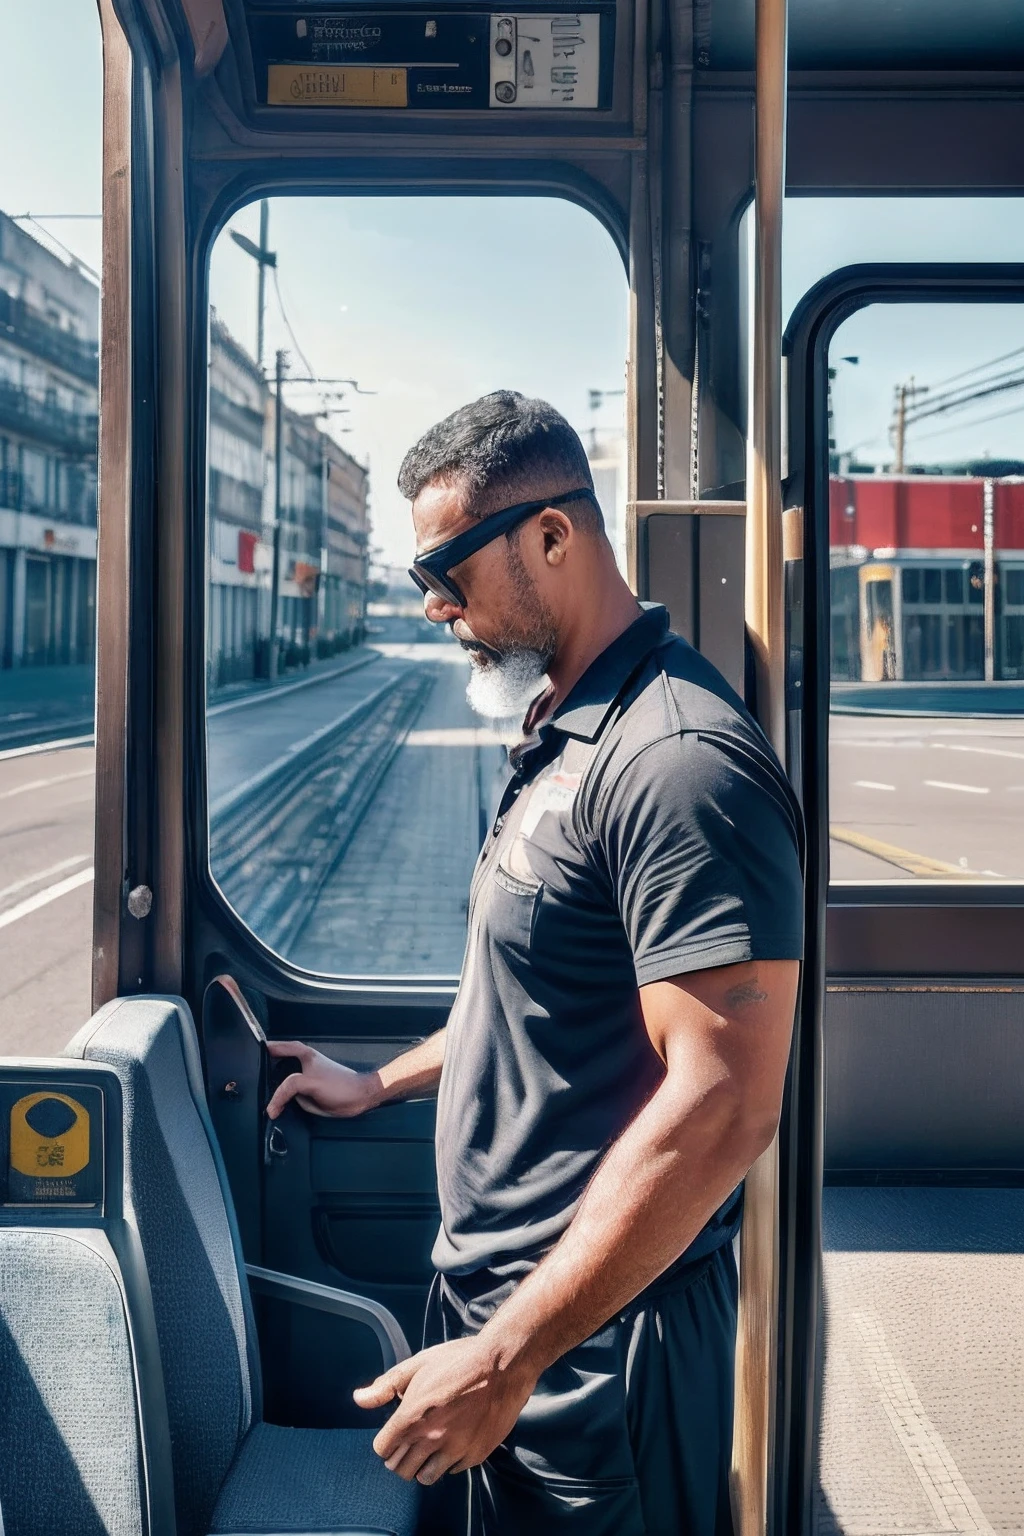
[547,603,670,743]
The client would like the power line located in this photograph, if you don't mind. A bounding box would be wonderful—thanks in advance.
[9,212,102,220]
[841,395,1024,457]
[904,365,1024,425]
[904,398,1024,445]
[9,214,100,281]
[927,342,1024,392]
[271,266,317,387]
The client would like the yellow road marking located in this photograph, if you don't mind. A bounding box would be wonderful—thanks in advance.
[828,825,992,879]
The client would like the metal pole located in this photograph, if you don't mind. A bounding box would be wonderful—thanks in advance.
[318,443,329,639]
[269,348,285,679]
[894,383,906,474]
[983,478,996,684]
[257,199,269,371]
[736,0,787,1530]
[744,0,787,760]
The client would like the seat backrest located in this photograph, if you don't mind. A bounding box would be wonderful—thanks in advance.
[66,998,262,1536]
[0,1229,144,1536]
[0,1060,171,1536]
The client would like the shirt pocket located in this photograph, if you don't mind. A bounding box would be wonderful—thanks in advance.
[487,864,542,955]
[493,865,540,899]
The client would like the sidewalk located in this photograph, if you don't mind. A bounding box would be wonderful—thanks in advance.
[207,646,375,711]
[832,680,1024,717]
[0,664,95,750]
[0,646,380,752]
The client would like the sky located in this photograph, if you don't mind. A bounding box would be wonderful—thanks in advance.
[208,195,629,562]
[3,5,1024,559]
[783,200,1024,472]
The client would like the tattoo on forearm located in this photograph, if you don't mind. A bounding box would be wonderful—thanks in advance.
[725,977,769,1009]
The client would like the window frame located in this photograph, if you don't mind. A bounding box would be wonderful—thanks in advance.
[192,182,630,996]
[785,262,1024,976]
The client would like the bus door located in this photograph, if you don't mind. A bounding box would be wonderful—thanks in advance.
[859,563,901,681]
[92,0,808,1530]
[786,266,1024,1536]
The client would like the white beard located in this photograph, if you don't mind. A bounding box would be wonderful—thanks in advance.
[465,646,550,728]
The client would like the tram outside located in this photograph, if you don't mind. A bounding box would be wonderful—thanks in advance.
[829,471,1024,688]
[1,2,1024,1535]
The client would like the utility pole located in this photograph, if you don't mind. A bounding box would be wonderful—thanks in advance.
[265,373,371,674]
[318,443,329,641]
[893,382,908,473]
[983,478,996,684]
[230,200,276,371]
[890,376,926,473]
[269,348,287,679]
[257,201,270,370]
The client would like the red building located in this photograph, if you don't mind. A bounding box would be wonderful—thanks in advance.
[828,475,1024,684]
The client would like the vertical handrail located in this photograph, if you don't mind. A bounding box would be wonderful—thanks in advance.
[745,0,788,756]
[733,0,788,1533]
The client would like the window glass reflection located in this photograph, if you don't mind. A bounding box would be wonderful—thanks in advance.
[827,302,1024,883]
[204,195,627,974]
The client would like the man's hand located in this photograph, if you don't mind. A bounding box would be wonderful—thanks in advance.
[265,1040,380,1120]
[353,1337,537,1485]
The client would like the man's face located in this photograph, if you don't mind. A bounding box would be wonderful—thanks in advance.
[411,480,560,719]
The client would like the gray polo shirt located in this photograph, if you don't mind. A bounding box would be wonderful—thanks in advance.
[433,604,804,1278]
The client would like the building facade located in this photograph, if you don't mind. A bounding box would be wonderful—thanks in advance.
[208,314,271,685]
[0,218,371,688]
[829,473,1024,683]
[207,313,370,688]
[0,212,99,670]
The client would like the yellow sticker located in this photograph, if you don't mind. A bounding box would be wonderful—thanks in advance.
[10,1092,90,1179]
[267,65,408,107]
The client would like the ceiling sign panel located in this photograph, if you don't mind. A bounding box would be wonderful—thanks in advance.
[245,7,614,110]
[489,14,601,109]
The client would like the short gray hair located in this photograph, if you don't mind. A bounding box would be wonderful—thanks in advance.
[398,390,603,531]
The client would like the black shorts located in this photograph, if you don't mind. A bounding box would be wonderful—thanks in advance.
[423,1243,738,1536]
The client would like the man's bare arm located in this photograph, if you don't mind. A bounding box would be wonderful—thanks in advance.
[356,957,798,1483]
[478,958,796,1368]
[266,1028,446,1119]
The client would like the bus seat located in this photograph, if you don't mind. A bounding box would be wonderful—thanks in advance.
[65,997,419,1536]
[0,1060,173,1536]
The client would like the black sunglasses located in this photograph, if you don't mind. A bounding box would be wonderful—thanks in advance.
[409,488,599,609]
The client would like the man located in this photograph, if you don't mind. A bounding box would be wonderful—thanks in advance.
[267,392,803,1534]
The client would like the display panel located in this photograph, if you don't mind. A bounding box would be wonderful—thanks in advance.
[246,8,613,109]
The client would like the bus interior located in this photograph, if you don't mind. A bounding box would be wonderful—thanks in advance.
[1,0,1023,1533]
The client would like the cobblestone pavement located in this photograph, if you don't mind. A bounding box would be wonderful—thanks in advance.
[816,1186,1024,1535]
[290,646,507,978]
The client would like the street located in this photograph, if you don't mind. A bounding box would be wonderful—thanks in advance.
[0,741,94,1056]
[2,701,1023,1055]
[829,713,1024,880]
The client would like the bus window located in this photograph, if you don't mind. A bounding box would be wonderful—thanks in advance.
[0,4,101,1053]
[204,195,627,976]
[1002,566,1024,679]
[826,302,1024,884]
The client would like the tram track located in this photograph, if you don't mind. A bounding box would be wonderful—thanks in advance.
[210,666,437,957]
